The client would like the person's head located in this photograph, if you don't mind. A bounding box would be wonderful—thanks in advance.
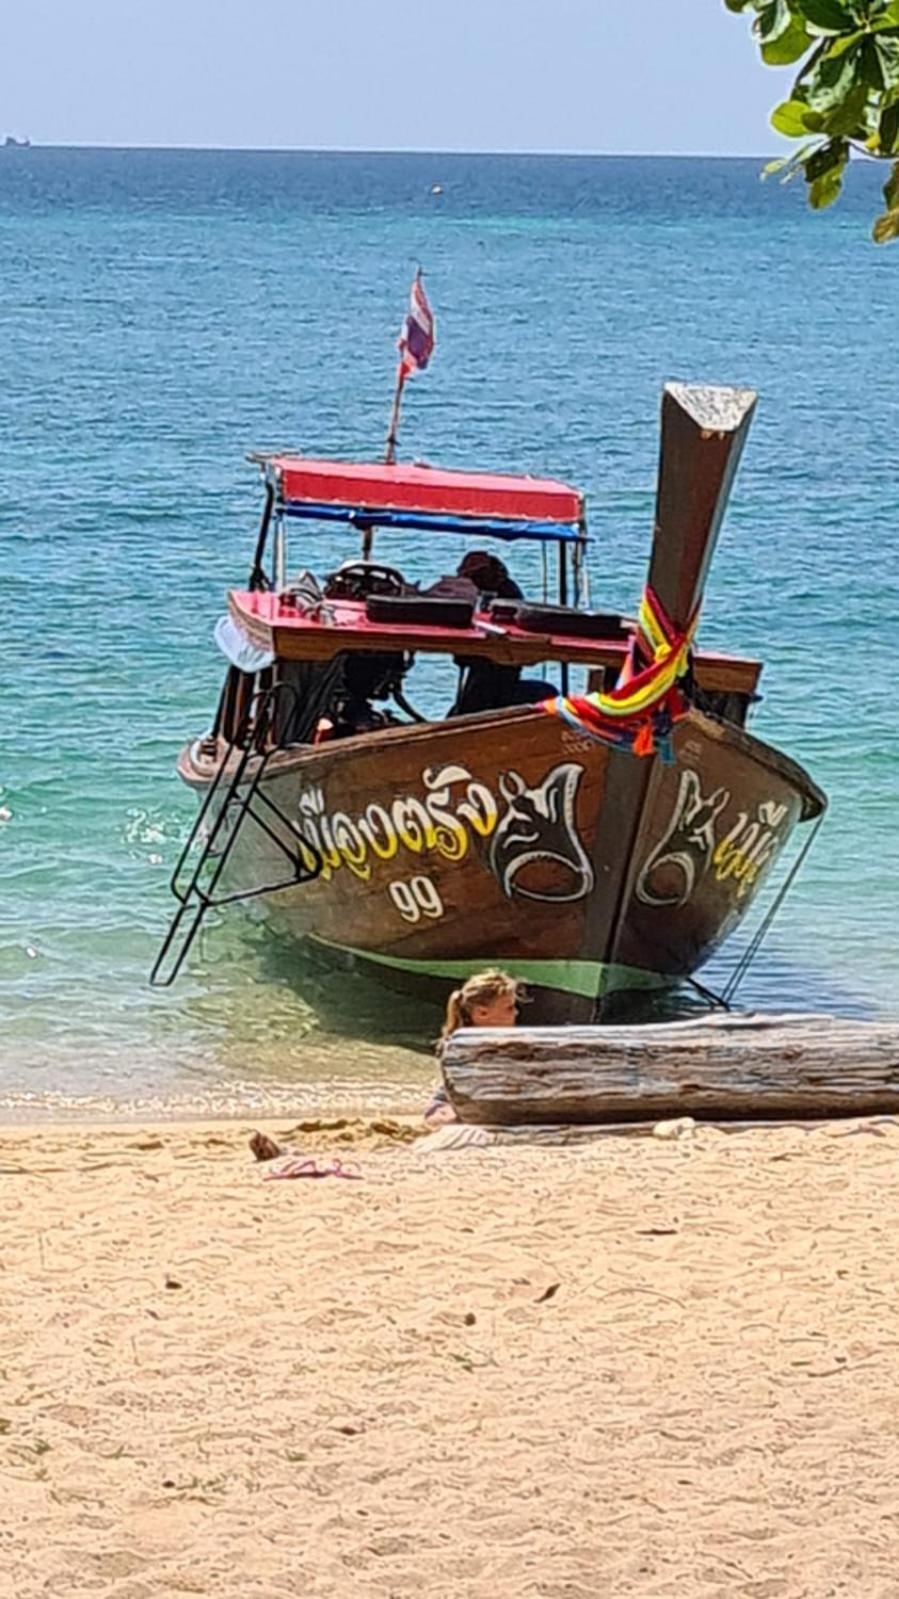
[440,968,520,1041]
[457,550,514,596]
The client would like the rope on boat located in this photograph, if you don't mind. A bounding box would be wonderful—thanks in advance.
[545,585,698,759]
[684,809,827,1013]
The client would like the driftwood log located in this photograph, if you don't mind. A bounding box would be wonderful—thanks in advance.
[441,1012,899,1126]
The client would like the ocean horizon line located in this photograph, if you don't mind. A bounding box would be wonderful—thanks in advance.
[5,141,783,162]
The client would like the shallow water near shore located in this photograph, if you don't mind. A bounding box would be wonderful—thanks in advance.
[1,149,897,1114]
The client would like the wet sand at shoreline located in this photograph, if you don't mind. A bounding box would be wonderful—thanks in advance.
[3,1113,899,1597]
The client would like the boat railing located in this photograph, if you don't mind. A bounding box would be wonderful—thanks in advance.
[150,682,323,988]
[210,654,350,752]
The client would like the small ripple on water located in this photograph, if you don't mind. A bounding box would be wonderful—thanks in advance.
[0,1075,427,1127]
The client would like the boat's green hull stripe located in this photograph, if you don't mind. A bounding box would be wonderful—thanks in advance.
[307,936,669,999]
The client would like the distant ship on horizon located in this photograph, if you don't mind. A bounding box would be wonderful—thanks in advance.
[4,134,32,148]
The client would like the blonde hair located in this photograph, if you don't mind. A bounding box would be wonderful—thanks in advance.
[440,968,520,1043]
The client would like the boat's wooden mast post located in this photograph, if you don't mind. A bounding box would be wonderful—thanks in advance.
[591,383,758,1024]
[646,383,757,633]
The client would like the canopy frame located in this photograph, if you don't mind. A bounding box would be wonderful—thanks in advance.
[245,453,590,629]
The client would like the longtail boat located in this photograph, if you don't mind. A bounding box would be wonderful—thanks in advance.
[153,383,826,1023]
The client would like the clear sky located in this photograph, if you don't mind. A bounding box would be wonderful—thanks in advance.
[1,1,791,154]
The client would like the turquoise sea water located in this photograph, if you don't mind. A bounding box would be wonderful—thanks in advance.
[1,149,897,1112]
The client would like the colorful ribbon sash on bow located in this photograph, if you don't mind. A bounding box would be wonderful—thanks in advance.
[545,586,698,760]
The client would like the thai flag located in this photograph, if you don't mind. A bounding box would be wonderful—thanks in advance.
[397,269,435,379]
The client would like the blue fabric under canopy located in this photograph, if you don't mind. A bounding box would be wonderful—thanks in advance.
[279,500,587,544]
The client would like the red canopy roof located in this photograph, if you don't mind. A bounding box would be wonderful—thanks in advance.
[267,457,583,525]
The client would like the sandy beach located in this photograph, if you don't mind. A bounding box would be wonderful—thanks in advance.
[2,1114,899,1597]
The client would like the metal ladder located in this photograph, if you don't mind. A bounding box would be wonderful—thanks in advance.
[150,682,322,987]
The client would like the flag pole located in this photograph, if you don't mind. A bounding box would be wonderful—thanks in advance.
[372,360,407,557]
[383,363,407,466]
[373,267,432,555]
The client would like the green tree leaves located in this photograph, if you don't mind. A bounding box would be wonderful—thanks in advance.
[770,97,823,133]
[726,0,899,236]
[806,136,850,203]
[799,0,857,33]
[873,154,899,233]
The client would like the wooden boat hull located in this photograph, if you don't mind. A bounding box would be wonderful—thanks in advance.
[179,702,824,1024]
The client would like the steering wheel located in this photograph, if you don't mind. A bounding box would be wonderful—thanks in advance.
[322,562,409,602]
